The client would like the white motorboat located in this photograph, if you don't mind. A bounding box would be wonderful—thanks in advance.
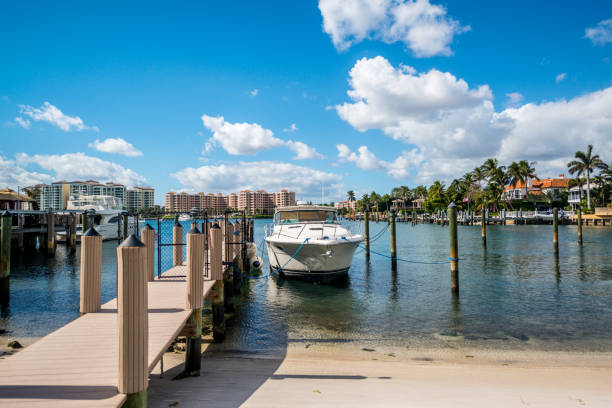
[178,213,191,222]
[60,195,133,241]
[265,205,363,282]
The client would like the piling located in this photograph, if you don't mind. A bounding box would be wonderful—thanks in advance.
[173,220,183,267]
[364,211,370,259]
[117,234,148,407]
[0,211,11,302]
[122,214,128,240]
[481,209,487,247]
[448,203,459,293]
[67,214,76,251]
[46,211,56,256]
[80,227,102,314]
[209,223,225,342]
[389,210,397,268]
[576,208,583,244]
[184,226,204,376]
[82,211,89,234]
[141,224,155,282]
[553,207,559,254]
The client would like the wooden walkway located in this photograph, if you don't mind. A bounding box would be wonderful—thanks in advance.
[0,265,215,407]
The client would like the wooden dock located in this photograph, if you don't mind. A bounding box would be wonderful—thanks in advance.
[0,265,215,407]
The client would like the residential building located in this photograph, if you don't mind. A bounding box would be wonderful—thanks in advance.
[503,175,570,201]
[29,180,154,211]
[335,200,357,211]
[165,189,296,214]
[568,183,599,210]
[0,188,37,210]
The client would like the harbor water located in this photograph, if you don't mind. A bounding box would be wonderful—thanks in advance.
[1,220,611,353]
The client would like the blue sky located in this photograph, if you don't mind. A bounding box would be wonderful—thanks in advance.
[1,1,612,204]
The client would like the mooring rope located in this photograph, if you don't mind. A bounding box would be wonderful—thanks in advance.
[340,237,453,264]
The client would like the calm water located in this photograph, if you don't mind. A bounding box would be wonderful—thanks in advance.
[2,220,611,353]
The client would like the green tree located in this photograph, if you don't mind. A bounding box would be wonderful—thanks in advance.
[567,145,606,209]
[347,190,355,201]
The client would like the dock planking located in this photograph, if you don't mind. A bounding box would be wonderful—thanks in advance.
[0,265,215,407]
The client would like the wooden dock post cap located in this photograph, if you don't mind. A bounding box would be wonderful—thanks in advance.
[83,227,101,237]
[120,234,145,247]
[210,223,220,229]
[142,223,154,231]
[188,226,201,234]
[448,202,456,209]
[0,210,10,217]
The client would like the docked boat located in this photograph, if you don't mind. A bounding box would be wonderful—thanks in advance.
[59,195,132,241]
[265,205,363,282]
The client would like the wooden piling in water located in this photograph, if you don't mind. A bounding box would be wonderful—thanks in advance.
[117,234,148,408]
[448,203,459,293]
[209,223,225,342]
[389,210,397,268]
[122,214,128,240]
[80,227,102,314]
[141,224,155,282]
[82,211,89,234]
[553,207,559,254]
[364,211,370,259]
[46,211,56,256]
[0,211,11,302]
[67,214,76,251]
[184,225,204,376]
[222,219,234,313]
[481,209,487,247]
[173,221,183,267]
[577,208,583,245]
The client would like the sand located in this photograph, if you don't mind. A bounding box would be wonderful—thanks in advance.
[146,342,612,408]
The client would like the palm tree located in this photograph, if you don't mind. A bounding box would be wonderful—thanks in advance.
[472,166,486,189]
[481,158,501,180]
[567,145,606,209]
[347,190,355,201]
[518,160,537,199]
[506,161,523,196]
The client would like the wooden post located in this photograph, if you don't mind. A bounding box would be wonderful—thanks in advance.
[122,214,128,241]
[80,227,102,314]
[364,211,370,259]
[577,208,583,245]
[553,207,559,254]
[46,211,56,256]
[173,221,183,266]
[67,214,77,251]
[0,211,11,302]
[223,219,234,313]
[481,209,487,247]
[184,226,204,376]
[389,210,397,268]
[209,223,225,342]
[448,203,459,293]
[117,234,148,407]
[82,211,89,234]
[141,224,155,282]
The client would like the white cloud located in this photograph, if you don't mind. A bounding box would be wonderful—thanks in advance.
[201,115,322,160]
[89,138,143,157]
[318,0,469,57]
[17,102,98,132]
[585,19,612,45]
[0,156,53,190]
[16,153,147,187]
[505,92,524,106]
[555,72,567,84]
[334,56,612,183]
[283,123,298,132]
[250,89,259,97]
[336,144,423,179]
[14,116,31,129]
[172,161,341,200]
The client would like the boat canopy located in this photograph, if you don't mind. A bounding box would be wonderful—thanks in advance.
[274,206,339,225]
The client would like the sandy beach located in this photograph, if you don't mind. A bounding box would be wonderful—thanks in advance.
[146,341,612,408]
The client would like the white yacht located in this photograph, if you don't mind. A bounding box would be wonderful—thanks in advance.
[265,205,363,282]
[62,195,130,241]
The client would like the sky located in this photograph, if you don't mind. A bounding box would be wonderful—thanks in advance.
[1,0,612,205]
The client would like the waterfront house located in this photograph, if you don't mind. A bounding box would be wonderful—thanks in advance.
[568,183,600,210]
[0,188,37,210]
[503,175,569,201]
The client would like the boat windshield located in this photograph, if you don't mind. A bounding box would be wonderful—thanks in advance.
[276,210,339,224]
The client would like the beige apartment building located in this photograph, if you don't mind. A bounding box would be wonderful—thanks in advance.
[165,189,296,214]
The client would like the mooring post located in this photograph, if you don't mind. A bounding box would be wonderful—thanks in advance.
[389,210,397,268]
[82,211,89,234]
[173,219,183,267]
[209,223,225,342]
[0,211,11,302]
[46,211,56,256]
[68,213,77,251]
[481,209,487,247]
[183,225,204,376]
[577,207,583,245]
[553,207,559,254]
[80,227,102,314]
[223,218,234,313]
[364,211,370,259]
[141,224,155,282]
[122,213,128,240]
[117,234,148,408]
[448,203,459,293]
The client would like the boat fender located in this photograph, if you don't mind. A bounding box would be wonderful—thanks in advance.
[249,255,263,270]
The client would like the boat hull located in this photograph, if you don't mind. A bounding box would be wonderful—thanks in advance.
[265,239,360,282]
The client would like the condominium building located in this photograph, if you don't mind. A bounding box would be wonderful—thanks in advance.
[165,189,296,214]
[29,180,154,211]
